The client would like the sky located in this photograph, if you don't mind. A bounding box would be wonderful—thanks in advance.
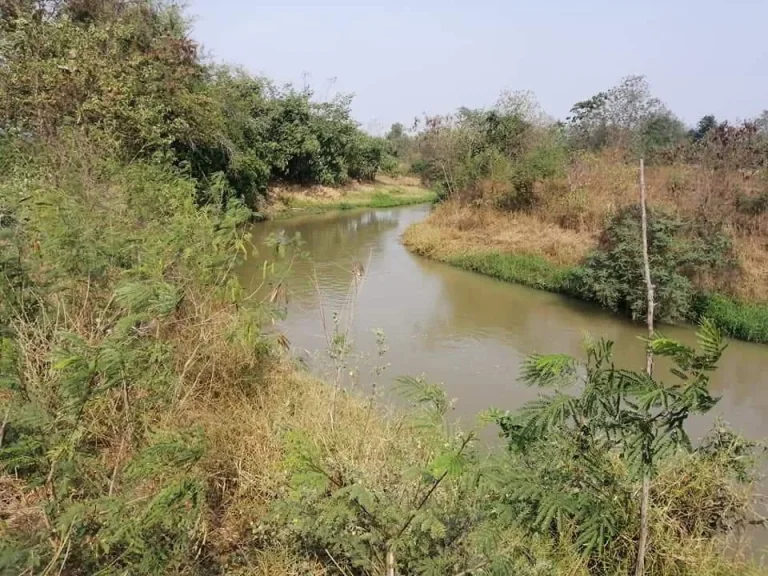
[188,0,768,133]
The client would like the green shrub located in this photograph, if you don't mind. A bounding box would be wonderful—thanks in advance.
[0,2,384,207]
[569,206,736,323]
[492,323,755,573]
[348,134,386,181]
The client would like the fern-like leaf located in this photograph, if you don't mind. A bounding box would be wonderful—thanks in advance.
[521,353,578,388]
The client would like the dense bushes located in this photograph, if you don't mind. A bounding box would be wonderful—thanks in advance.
[415,98,568,205]
[0,139,261,573]
[0,0,386,207]
[569,206,737,323]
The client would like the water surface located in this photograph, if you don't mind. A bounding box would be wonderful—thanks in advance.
[240,204,768,554]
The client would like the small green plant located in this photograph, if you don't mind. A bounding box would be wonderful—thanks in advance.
[493,320,740,570]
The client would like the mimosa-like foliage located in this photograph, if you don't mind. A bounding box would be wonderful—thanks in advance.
[492,320,738,568]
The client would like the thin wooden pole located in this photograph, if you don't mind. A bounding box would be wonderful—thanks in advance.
[639,158,655,374]
[635,158,653,576]
[386,549,395,576]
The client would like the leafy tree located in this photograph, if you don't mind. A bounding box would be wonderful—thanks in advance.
[567,91,611,149]
[639,110,687,158]
[567,76,674,155]
[417,93,566,206]
[0,1,385,206]
[690,114,718,141]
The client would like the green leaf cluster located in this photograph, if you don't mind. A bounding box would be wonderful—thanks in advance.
[569,205,737,323]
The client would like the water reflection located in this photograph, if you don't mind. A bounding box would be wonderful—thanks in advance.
[241,204,768,441]
[414,254,768,432]
[240,203,768,555]
[242,209,402,313]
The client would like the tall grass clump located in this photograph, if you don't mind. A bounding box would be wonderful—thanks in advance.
[447,252,572,292]
[697,294,768,343]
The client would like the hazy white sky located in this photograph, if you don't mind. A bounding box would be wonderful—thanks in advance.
[189,0,768,132]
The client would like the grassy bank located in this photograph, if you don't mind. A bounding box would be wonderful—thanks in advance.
[265,176,437,218]
[403,204,768,343]
[2,138,763,575]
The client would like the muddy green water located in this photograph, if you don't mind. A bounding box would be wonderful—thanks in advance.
[241,204,768,557]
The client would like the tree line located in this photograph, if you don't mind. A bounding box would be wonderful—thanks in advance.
[0,0,391,208]
[395,77,768,339]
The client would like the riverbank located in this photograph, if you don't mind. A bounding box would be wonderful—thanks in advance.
[403,203,768,343]
[263,175,437,219]
[2,155,762,576]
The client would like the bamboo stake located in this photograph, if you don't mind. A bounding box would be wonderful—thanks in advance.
[386,549,395,576]
[635,158,653,576]
[640,158,655,374]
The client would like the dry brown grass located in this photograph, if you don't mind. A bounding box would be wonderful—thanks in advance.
[733,236,768,301]
[410,151,768,301]
[0,476,47,538]
[403,201,596,267]
[266,175,434,217]
[188,362,419,557]
[536,151,768,239]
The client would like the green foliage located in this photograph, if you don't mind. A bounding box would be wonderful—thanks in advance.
[567,76,686,158]
[0,1,384,207]
[417,94,568,207]
[691,115,718,142]
[493,322,731,568]
[0,138,265,573]
[640,111,688,160]
[446,251,573,292]
[569,205,737,323]
[566,75,686,157]
[348,133,387,181]
[269,378,504,575]
[697,294,768,343]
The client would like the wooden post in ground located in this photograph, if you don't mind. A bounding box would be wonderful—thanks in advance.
[635,158,654,576]
[386,549,395,576]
